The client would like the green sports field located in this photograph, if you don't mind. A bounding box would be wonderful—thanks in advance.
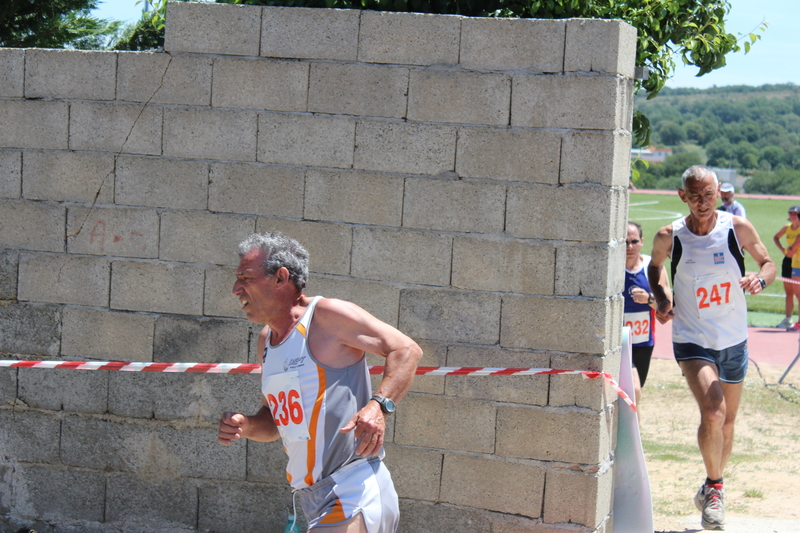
[629,192,800,321]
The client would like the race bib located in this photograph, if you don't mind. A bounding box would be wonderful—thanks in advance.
[623,311,651,344]
[693,273,735,320]
[262,371,310,443]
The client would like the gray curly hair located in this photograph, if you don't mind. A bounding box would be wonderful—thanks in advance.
[238,232,309,291]
[681,165,718,189]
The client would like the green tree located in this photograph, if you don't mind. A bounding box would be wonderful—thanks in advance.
[0,0,120,49]
[745,168,800,195]
[111,0,169,51]
[659,121,687,145]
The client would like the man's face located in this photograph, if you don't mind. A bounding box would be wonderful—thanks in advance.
[232,249,277,324]
[720,191,734,204]
[626,225,643,261]
[678,175,719,221]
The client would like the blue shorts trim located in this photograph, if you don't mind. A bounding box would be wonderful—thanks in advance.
[792,267,800,278]
[673,340,748,384]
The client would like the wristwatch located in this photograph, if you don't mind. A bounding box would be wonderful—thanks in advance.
[756,277,766,290]
[370,395,396,415]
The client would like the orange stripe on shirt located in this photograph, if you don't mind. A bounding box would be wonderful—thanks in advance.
[318,498,347,525]
[304,363,327,487]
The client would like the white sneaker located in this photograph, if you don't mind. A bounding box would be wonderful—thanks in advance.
[694,483,725,530]
[777,317,794,329]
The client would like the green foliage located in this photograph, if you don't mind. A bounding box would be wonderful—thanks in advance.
[111,0,168,50]
[0,0,121,49]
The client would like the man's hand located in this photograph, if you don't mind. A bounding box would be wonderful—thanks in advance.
[654,298,675,324]
[740,275,764,295]
[339,401,385,457]
[630,287,650,305]
[218,412,248,445]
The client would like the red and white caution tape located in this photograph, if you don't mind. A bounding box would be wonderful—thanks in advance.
[0,360,634,410]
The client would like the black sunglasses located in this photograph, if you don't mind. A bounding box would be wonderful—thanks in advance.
[625,239,641,246]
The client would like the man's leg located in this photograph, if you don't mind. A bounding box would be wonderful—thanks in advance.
[311,513,367,533]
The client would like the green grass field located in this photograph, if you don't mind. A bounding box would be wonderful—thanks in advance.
[628,192,800,318]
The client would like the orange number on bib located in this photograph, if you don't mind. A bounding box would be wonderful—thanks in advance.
[697,282,732,309]
[267,390,304,427]
[625,320,650,336]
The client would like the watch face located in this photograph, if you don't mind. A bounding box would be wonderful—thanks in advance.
[384,398,396,413]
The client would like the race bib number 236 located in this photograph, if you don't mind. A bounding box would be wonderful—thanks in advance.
[262,371,311,443]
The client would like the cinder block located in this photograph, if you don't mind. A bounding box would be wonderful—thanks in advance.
[25,49,116,100]
[555,241,625,298]
[512,73,628,130]
[0,303,60,357]
[444,345,549,405]
[60,416,146,472]
[106,472,197,528]
[159,211,255,266]
[67,206,159,259]
[543,467,613,527]
[116,155,209,209]
[306,275,400,327]
[460,18,565,72]
[398,500,492,533]
[496,404,613,464]
[490,514,565,533]
[354,120,456,175]
[0,48,24,97]
[351,227,451,286]
[164,0,261,56]
[209,162,304,217]
[456,127,561,183]
[164,107,257,161]
[383,444,443,501]
[12,465,105,522]
[402,340,446,394]
[309,62,409,118]
[23,150,114,203]
[0,150,21,198]
[0,366,15,404]
[0,199,64,252]
[565,19,637,78]
[500,294,611,354]
[506,183,618,242]
[256,219,352,276]
[358,11,461,66]
[117,51,212,105]
[18,367,108,413]
[157,425,247,480]
[0,99,69,149]
[441,453,544,517]
[561,129,632,186]
[204,266,242,318]
[408,69,510,126]
[402,177,506,233]
[61,307,154,362]
[304,168,403,226]
[452,237,555,295]
[260,6,360,60]
[69,101,162,155]
[154,316,249,363]
[213,57,308,111]
[257,112,355,168]
[394,393,496,452]
[246,440,291,483]
[18,253,110,306]
[111,259,204,315]
[198,481,293,533]
[399,288,500,344]
[549,352,617,411]
[0,250,17,300]
[0,410,61,463]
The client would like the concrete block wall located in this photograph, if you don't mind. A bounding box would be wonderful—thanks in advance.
[0,2,635,532]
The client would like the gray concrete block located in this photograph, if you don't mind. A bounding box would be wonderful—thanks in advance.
[18,367,108,413]
[117,51,212,105]
[61,307,154,362]
[0,410,61,463]
[549,352,616,411]
[12,464,105,522]
[154,316,249,363]
[351,227,452,286]
[543,466,613,527]
[67,205,159,259]
[441,453,545,517]
[399,288,500,344]
[354,120,456,175]
[383,444,443,501]
[164,0,261,56]
[0,100,69,150]
[164,107,257,162]
[500,294,611,354]
[564,18,637,78]
[560,129,632,186]
[115,155,209,209]
[60,416,147,472]
[455,127,561,183]
[0,303,60,357]
[408,69,510,126]
[304,169,404,226]
[451,236,555,295]
[209,162,304,217]
[444,345,549,405]
[246,440,290,484]
[398,340,446,394]
[0,48,24,97]
[512,73,628,130]
[0,366,15,404]
[0,150,21,199]
[110,259,204,315]
[198,481,294,533]
[460,18,565,72]
[394,393,496,452]
[25,49,116,100]
[69,101,162,155]
[256,219,352,276]
[204,266,242,318]
[257,112,355,168]
[308,62,409,118]
[358,11,461,66]
[260,6,360,60]
[0,463,10,515]
[23,150,114,203]
[159,211,254,266]
[306,275,400,328]
[18,253,110,306]
[213,57,309,111]
[106,472,197,528]
[0,250,17,300]
[402,177,506,233]
[397,500,492,533]
[0,199,64,253]
[555,241,625,298]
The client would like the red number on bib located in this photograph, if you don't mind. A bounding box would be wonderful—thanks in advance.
[267,390,303,426]
[277,391,290,426]
[697,283,732,309]
[624,320,650,336]
[266,393,281,426]
[288,389,303,424]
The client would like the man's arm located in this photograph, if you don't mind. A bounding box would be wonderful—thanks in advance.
[647,225,674,324]
[773,226,788,256]
[735,217,776,294]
